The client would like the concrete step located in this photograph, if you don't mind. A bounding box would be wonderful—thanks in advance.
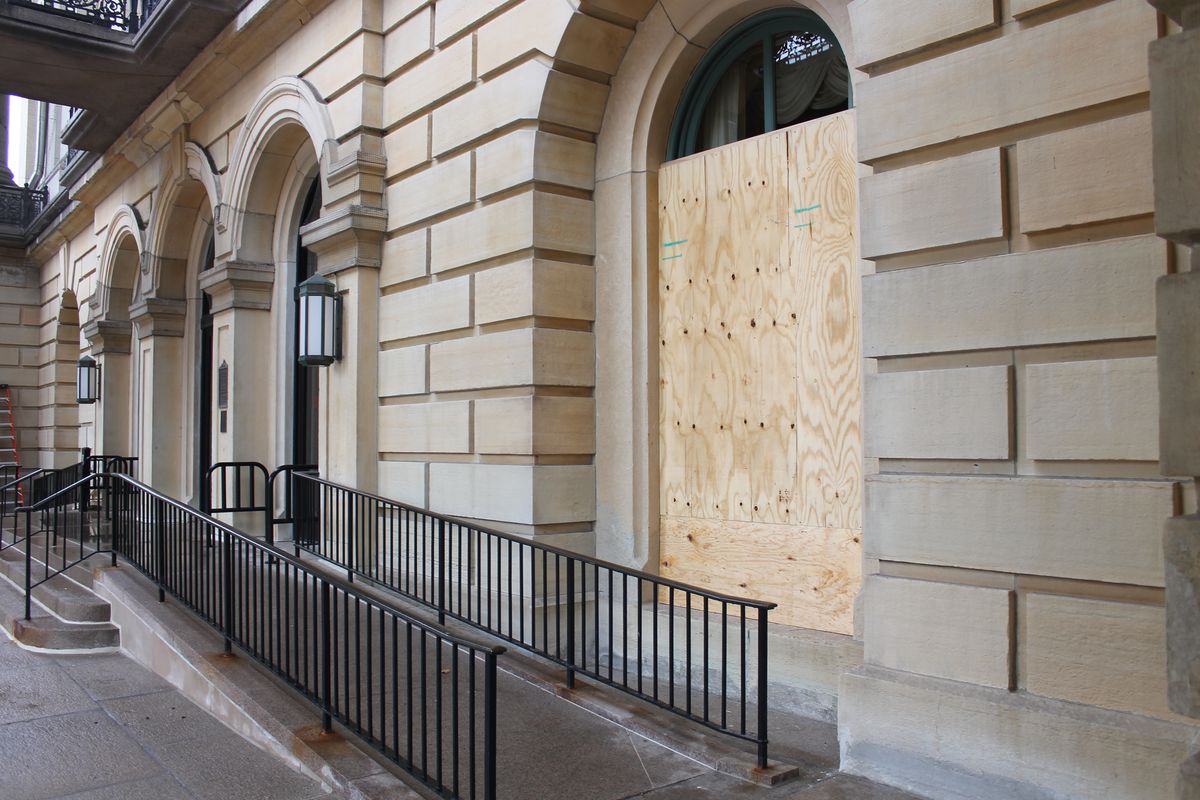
[0,572,119,651]
[0,548,111,622]
[12,613,120,649]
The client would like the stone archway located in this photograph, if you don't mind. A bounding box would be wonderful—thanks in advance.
[84,205,143,461]
[205,77,333,477]
[584,0,859,597]
[134,140,219,496]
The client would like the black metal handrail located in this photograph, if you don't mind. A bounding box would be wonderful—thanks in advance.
[110,472,504,800]
[17,470,503,800]
[292,471,777,767]
[29,457,88,507]
[0,184,48,229]
[202,461,272,540]
[17,470,115,619]
[269,463,317,525]
[0,468,47,546]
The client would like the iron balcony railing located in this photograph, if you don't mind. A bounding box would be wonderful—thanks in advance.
[288,470,777,768]
[10,0,162,33]
[17,469,504,800]
[0,184,47,229]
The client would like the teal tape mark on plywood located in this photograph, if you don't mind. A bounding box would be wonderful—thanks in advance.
[662,239,689,248]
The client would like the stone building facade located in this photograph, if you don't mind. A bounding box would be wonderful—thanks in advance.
[1,0,1197,797]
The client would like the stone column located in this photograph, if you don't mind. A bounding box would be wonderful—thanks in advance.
[1147,2,1200,796]
[129,297,187,495]
[300,204,385,492]
[80,319,132,457]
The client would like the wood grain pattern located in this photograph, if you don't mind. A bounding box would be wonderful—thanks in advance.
[659,516,860,631]
[788,114,863,530]
[658,112,862,633]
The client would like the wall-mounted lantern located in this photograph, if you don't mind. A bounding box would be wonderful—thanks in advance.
[76,355,100,404]
[296,273,341,367]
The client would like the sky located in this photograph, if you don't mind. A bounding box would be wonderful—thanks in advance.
[7,96,27,185]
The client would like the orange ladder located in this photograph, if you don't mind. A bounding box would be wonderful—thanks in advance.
[0,384,21,507]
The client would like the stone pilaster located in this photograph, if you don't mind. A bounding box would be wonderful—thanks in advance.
[199,260,275,471]
[129,297,187,493]
[299,205,384,491]
[1147,2,1200,796]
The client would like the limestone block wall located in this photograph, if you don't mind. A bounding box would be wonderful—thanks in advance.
[843,0,1197,797]
[0,257,48,467]
[374,0,634,543]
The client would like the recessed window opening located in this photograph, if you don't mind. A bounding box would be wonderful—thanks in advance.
[669,9,850,159]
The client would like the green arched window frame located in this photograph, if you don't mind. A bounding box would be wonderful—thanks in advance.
[667,8,851,161]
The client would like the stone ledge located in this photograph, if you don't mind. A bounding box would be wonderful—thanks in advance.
[839,665,1193,800]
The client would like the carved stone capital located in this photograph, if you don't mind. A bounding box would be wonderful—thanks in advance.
[199,259,275,312]
[130,297,187,338]
[300,204,386,276]
[81,319,132,355]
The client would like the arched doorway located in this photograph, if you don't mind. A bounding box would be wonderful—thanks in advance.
[196,234,215,499]
[87,214,141,462]
[592,2,862,634]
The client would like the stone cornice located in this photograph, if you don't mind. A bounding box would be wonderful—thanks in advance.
[300,205,386,276]
[130,296,187,338]
[199,259,274,312]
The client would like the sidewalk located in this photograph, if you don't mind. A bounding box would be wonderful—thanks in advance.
[0,635,328,800]
[0,625,920,800]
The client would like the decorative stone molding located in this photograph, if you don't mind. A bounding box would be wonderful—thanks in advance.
[324,148,387,209]
[224,77,339,259]
[129,297,187,338]
[300,205,387,276]
[80,319,132,355]
[198,259,275,312]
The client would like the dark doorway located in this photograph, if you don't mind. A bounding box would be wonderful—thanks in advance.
[197,236,215,501]
[292,180,321,467]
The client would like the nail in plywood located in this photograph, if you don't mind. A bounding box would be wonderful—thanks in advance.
[658,112,862,633]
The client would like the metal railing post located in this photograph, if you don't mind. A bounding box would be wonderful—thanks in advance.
[23,507,31,620]
[757,607,769,769]
[222,529,233,654]
[264,480,274,548]
[565,559,576,688]
[155,498,166,602]
[484,650,498,800]
[438,518,447,625]
[79,447,91,513]
[110,475,119,568]
[321,579,333,733]
[345,492,354,583]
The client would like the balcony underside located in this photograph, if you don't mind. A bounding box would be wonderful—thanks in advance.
[0,0,242,153]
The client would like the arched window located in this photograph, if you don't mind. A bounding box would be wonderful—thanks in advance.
[668,9,850,159]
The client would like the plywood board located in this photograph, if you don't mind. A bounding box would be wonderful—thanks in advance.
[658,112,862,634]
[788,114,863,530]
[659,516,860,632]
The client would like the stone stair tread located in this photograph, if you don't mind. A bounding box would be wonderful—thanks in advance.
[0,544,118,649]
